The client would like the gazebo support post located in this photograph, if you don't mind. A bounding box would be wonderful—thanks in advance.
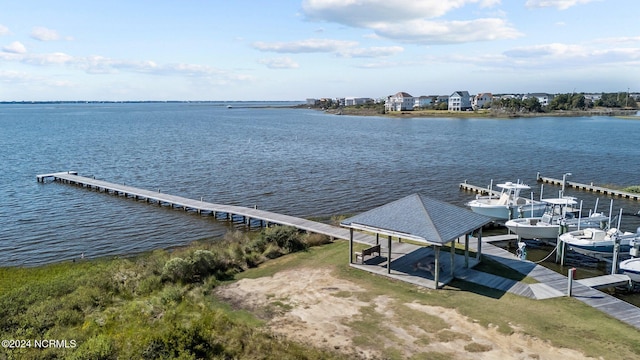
[349,228,354,264]
[450,241,455,277]
[387,235,392,274]
[477,227,483,262]
[434,246,441,289]
[464,233,470,268]
[376,233,379,245]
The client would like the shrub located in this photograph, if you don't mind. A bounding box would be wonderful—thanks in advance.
[69,334,115,360]
[304,233,332,247]
[161,257,193,283]
[261,226,308,253]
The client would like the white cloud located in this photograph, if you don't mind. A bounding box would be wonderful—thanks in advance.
[525,0,600,10]
[373,18,521,44]
[258,57,300,69]
[252,38,358,53]
[0,24,9,36]
[302,0,495,25]
[503,43,586,58]
[301,0,517,45]
[337,46,404,58]
[31,27,61,41]
[2,41,27,54]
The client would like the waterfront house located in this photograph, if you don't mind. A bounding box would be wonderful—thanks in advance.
[414,95,434,109]
[523,93,554,106]
[448,91,472,111]
[472,93,493,110]
[385,92,415,111]
[345,97,373,106]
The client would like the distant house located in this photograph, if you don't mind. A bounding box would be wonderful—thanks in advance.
[472,93,493,110]
[345,97,373,106]
[523,93,554,106]
[414,95,434,109]
[436,95,449,104]
[385,92,415,111]
[448,91,472,111]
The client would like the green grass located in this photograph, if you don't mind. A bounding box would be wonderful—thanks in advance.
[237,241,640,359]
[1,233,639,359]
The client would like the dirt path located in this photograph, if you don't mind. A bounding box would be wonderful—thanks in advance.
[215,267,593,359]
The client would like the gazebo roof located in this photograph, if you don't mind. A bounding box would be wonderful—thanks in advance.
[341,193,492,246]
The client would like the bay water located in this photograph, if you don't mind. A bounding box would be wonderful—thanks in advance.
[1,102,639,268]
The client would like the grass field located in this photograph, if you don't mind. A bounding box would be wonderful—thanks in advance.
[1,230,639,359]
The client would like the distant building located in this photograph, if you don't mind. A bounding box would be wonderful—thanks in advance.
[385,92,415,111]
[345,97,373,106]
[523,93,554,106]
[414,95,434,109]
[472,93,493,110]
[448,91,472,111]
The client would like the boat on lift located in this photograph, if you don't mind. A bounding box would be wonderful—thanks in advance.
[505,197,609,240]
[466,181,547,220]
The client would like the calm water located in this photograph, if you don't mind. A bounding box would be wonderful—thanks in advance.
[1,102,640,267]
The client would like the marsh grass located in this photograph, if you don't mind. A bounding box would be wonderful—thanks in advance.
[2,233,639,359]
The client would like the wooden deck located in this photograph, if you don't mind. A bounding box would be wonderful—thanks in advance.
[36,171,376,244]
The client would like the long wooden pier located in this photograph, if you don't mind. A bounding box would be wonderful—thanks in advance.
[38,172,640,329]
[537,173,640,201]
[36,171,375,244]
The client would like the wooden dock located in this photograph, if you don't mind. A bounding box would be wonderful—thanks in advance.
[36,171,375,244]
[38,172,640,329]
[576,274,633,290]
[473,236,640,330]
[536,173,640,201]
[459,180,501,196]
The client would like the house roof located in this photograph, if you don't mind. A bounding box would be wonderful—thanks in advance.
[341,193,492,246]
[450,91,470,98]
[394,91,413,98]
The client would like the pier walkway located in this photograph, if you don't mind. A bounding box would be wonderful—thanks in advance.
[36,172,376,244]
[470,236,640,330]
[39,172,640,329]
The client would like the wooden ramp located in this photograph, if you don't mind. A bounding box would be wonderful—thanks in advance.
[471,236,640,330]
[36,171,376,245]
[576,274,632,289]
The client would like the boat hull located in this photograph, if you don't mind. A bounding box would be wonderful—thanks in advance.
[467,202,546,220]
[619,258,640,282]
[505,218,561,239]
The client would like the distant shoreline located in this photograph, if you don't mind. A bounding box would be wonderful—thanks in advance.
[318,106,639,119]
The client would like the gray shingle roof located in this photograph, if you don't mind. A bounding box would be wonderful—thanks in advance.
[341,193,492,245]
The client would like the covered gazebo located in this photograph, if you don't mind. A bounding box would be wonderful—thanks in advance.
[341,193,493,289]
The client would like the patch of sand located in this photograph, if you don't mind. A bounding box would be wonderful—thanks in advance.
[215,267,594,360]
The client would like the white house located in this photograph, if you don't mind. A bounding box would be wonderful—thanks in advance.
[448,91,472,111]
[385,92,415,111]
[523,93,554,106]
[414,95,434,109]
[472,93,493,110]
[345,97,372,106]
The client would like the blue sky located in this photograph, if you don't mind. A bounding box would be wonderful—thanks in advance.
[1,0,638,101]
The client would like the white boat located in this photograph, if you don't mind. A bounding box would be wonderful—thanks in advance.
[559,227,636,257]
[466,182,546,220]
[619,257,640,282]
[505,198,609,240]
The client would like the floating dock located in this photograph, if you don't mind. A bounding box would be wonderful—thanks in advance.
[537,173,640,201]
[36,171,375,244]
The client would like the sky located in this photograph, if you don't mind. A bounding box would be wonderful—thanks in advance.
[0,0,638,101]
